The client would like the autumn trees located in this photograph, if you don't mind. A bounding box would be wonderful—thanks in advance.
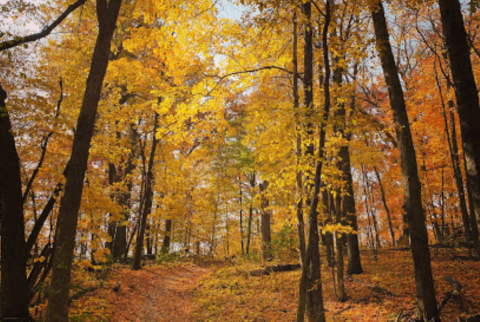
[0,1,87,320]
[3,0,480,321]
[370,1,439,320]
[438,0,480,259]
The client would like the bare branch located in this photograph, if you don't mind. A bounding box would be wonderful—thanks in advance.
[22,79,63,204]
[203,65,301,96]
[0,0,87,52]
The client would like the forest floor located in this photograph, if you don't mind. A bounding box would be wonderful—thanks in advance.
[41,248,480,322]
[193,249,480,322]
[61,260,220,322]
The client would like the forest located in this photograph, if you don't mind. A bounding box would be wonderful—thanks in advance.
[1,0,480,321]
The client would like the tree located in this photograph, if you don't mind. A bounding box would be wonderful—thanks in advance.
[298,1,331,321]
[370,1,440,320]
[0,1,86,320]
[46,0,123,320]
[438,0,480,258]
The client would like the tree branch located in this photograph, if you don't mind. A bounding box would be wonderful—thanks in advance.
[22,79,63,204]
[203,66,301,96]
[0,0,87,52]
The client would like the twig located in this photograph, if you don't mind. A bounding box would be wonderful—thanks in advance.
[0,0,87,52]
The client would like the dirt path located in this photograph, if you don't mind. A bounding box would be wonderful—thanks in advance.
[105,263,214,322]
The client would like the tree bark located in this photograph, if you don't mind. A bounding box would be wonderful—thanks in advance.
[239,182,245,255]
[259,180,272,260]
[434,57,478,255]
[246,173,255,255]
[438,0,480,257]
[371,2,439,321]
[133,112,159,270]
[46,1,123,320]
[332,61,346,301]
[293,12,307,320]
[162,219,172,254]
[210,192,219,255]
[112,151,135,259]
[105,162,118,252]
[361,165,381,250]
[0,84,30,322]
[374,166,396,246]
[334,193,346,301]
[298,1,330,321]
[342,141,363,275]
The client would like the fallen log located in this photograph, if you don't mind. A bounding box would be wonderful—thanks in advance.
[249,263,301,276]
[347,276,399,297]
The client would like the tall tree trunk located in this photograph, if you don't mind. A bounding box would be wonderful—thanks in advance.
[146,221,153,256]
[259,180,272,260]
[105,162,118,252]
[112,151,135,260]
[342,140,363,275]
[210,192,219,255]
[361,165,381,250]
[334,193,346,301]
[46,1,123,320]
[331,56,352,296]
[225,207,230,256]
[438,0,480,258]
[374,166,396,246]
[133,112,159,270]
[371,2,439,320]
[341,78,363,274]
[246,174,255,255]
[323,190,334,267]
[434,59,477,254]
[162,219,172,254]
[293,12,308,320]
[0,84,29,322]
[299,1,330,321]
[239,182,245,255]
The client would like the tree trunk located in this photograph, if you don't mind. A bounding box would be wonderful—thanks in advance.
[293,13,308,319]
[112,129,135,260]
[210,192,219,255]
[334,193,346,301]
[133,112,159,270]
[146,222,153,256]
[362,166,381,250]
[438,0,480,258]
[374,166,396,246]
[46,1,123,321]
[0,84,30,322]
[434,59,477,254]
[105,162,118,252]
[112,152,135,259]
[259,180,272,260]
[239,182,245,255]
[162,219,172,254]
[323,191,334,267]
[246,174,255,255]
[342,141,363,275]
[333,109,345,301]
[371,2,439,320]
[299,2,330,321]
[336,64,363,275]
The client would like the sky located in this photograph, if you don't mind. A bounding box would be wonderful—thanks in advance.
[217,0,245,21]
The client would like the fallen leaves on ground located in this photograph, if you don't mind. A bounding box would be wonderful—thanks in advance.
[68,261,216,321]
[193,249,480,322]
